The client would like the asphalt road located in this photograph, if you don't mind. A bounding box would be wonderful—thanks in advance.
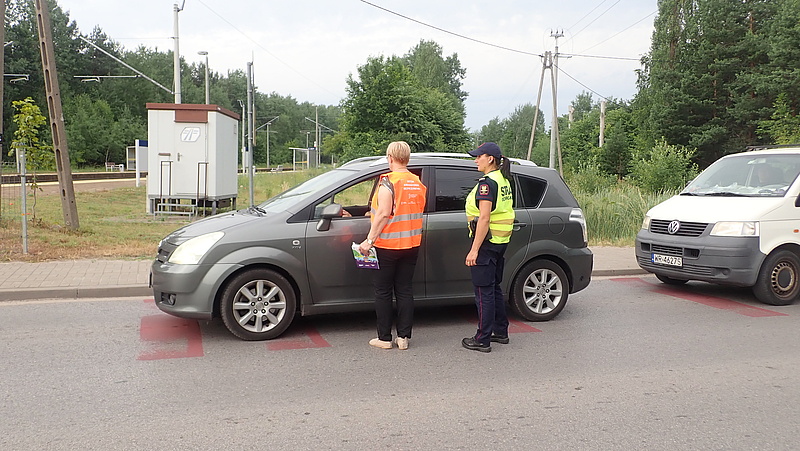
[1,276,798,450]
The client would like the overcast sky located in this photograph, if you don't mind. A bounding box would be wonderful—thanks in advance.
[56,0,658,131]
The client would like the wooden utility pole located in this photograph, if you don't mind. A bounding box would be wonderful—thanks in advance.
[34,0,79,229]
[0,0,5,222]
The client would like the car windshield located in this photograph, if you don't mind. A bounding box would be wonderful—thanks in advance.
[681,153,800,197]
[256,168,356,213]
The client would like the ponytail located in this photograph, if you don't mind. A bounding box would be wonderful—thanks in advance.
[499,156,512,181]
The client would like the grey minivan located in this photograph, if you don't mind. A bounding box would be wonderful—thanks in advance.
[150,154,593,340]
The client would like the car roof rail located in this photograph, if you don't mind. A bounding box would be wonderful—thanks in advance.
[339,152,538,168]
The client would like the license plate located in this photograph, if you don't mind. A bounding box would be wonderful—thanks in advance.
[652,253,682,267]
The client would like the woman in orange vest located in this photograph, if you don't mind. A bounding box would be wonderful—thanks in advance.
[359,141,427,350]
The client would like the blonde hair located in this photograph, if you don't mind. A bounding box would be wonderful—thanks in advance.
[386,141,411,165]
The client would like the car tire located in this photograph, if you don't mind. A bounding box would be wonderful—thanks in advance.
[510,259,569,321]
[655,274,688,285]
[220,268,297,340]
[753,250,800,306]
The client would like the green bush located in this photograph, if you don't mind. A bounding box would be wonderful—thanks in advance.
[627,140,698,193]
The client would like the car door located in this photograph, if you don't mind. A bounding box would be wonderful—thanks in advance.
[423,167,535,300]
[422,167,481,300]
[303,170,426,306]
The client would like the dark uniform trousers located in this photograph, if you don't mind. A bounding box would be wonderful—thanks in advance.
[372,247,420,341]
[470,241,509,345]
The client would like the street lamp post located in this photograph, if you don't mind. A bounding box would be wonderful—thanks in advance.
[198,50,209,104]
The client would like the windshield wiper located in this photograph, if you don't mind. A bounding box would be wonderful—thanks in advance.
[701,192,746,197]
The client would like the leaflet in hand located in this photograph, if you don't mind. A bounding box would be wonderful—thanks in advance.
[352,242,379,269]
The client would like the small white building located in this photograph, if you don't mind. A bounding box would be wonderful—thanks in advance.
[146,103,239,215]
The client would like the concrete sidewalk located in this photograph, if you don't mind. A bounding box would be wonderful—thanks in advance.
[0,246,643,302]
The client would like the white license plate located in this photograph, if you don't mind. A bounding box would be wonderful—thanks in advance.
[652,253,682,267]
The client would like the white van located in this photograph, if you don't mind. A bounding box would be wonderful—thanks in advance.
[635,146,800,306]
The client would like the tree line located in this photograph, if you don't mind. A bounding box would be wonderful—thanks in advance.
[4,0,800,192]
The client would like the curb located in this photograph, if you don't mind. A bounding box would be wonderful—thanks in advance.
[0,268,648,302]
[0,285,153,302]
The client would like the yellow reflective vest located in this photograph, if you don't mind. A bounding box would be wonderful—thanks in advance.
[466,170,514,244]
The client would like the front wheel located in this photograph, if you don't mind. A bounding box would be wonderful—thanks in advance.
[510,260,569,321]
[753,250,800,306]
[220,268,297,340]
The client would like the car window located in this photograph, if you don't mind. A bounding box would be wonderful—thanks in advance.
[312,176,379,219]
[433,168,482,212]
[516,175,547,208]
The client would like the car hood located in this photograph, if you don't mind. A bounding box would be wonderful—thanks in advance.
[647,195,783,222]
[161,210,262,245]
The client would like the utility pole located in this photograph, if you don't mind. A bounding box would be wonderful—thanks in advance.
[198,50,209,104]
[246,62,255,207]
[173,2,185,104]
[0,0,5,222]
[34,0,79,229]
[598,100,607,147]
[525,31,566,173]
[549,29,564,172]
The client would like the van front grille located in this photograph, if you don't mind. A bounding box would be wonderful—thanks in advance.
[650,219,708,237]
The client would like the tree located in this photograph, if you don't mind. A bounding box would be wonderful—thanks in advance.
[635,0,788,166]
[338,50,469,159]
[9,98,55,218]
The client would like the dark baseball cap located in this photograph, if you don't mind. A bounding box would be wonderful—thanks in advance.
[468,142,502,158]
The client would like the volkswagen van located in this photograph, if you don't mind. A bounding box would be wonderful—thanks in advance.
[636,146,800,305]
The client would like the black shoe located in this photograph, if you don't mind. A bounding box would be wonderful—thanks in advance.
[490,334,510,344]
[462,337,491,353]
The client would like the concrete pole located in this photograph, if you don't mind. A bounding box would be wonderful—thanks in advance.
[198,51,209,104]
[0,0,5,221]
[526,51,548,161]
[599,100,607,147]
[173,3,182,104]
[246,62,255,207]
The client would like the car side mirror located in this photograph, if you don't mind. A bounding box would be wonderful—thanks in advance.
[317,203,343,231]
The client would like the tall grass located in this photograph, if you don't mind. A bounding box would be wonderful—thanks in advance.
[574,183,676,246]
[1,167,675,261]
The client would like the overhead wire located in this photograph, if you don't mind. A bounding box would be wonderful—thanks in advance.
[359,0,542,57]
[195,0,337,97]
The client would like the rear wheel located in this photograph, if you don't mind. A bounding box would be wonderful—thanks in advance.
[510,260,569,321]
[753,250,800,306]
[655,274,688,285]
[220,268,297,340]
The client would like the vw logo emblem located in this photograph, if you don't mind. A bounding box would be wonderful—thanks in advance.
[667,220,681,235]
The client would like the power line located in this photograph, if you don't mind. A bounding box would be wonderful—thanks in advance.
[359,0,542,57]
[568,0,622,42]
[562,53,641,62]
[554,62,610,102]
[566,0,612,33]
[195,0,337,98]
[578,10,657,54]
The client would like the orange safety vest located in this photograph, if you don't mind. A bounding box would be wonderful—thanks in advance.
[370,171,427,250]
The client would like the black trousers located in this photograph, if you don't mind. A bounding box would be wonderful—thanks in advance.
[372,247,420,341]
[470,242,509,346]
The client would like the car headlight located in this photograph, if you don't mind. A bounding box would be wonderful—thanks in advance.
[710,221,759,237]
[641,215,651,230]
[168,232,224,264]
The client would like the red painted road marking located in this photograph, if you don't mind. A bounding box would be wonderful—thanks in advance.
[462,310,542,333]
[138,300,205,360]
[266,323,332,351]
[612,277,788,317]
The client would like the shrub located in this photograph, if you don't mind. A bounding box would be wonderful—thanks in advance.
[627,140,698,193]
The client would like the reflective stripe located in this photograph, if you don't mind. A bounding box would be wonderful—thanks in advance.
[379,228,423,240]
[387,212,424,224]
[371,171,427,250]
[465,170,514,244]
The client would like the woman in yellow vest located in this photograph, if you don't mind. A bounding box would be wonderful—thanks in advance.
[462,142,515,353]
[359,141,427,350]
